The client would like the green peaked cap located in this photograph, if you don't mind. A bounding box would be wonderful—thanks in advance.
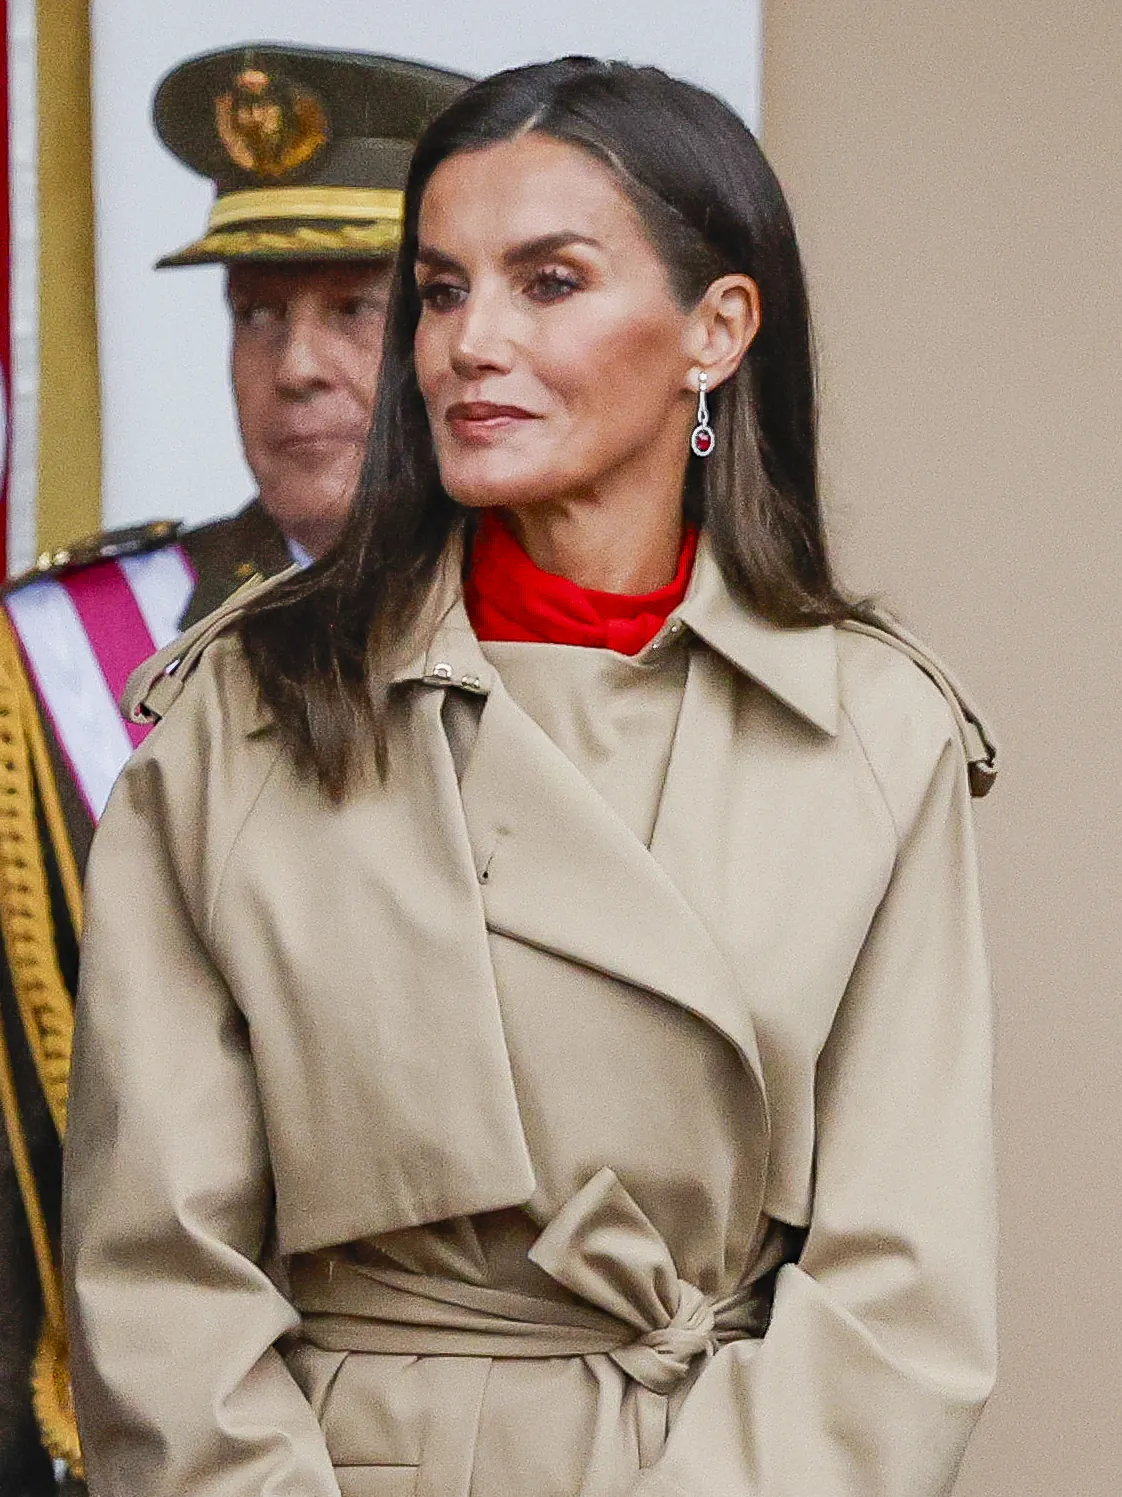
[152,43,470,267]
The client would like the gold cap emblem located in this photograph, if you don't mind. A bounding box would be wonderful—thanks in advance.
[215,67,328,180]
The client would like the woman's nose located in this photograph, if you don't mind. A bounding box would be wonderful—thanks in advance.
[449,286,515,378]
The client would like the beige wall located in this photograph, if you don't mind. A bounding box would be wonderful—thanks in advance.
[761,2,1121,1493]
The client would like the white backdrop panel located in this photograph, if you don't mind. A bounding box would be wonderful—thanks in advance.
[91,0,762,530]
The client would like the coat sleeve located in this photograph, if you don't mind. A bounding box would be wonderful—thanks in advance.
[62,748,340,1497]
[633,731,997,1497]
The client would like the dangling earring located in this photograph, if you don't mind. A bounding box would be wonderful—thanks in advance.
[690,371,714,457]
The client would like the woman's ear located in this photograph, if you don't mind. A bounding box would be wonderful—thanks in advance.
[684,275,761,391]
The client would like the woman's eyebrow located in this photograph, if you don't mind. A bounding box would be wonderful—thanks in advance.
[415,232,603,276]
[414,244,464,275]
[503,232,602,268]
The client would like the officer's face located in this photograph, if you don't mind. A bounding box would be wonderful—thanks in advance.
[413,133,702,520]
[228,261,392,557]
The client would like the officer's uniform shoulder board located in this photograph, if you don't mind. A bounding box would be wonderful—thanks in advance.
[837,608,1000,798]
[2,520,184,595]
[122,562,299,726]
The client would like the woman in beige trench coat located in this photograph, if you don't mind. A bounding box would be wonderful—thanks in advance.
[63,58,998,1497]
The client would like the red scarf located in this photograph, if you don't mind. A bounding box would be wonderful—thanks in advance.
[465,510,697,656]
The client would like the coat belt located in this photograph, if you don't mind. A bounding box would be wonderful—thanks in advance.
[289,1168,761,1402]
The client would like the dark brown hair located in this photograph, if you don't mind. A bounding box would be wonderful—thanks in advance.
[242,56,856,797]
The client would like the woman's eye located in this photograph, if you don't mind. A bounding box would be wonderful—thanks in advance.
[417,281,467,312]
[527,268,581,303]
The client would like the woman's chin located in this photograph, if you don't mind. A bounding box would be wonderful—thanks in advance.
[441,465,562,512]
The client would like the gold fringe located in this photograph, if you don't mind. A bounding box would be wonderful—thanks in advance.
[2,0,94,1464]
[32,1319,83,1478]
[0,614,76,1133]
[0,926,81,1475]
[0,614,83,1474]
[0,956,64,1333]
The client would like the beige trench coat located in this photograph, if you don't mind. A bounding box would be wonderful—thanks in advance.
[63,539,997,1497]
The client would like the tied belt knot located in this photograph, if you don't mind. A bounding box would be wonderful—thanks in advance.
[289,1169,762,1469]
[291,1168,759,1408]
[615,1279,719,1394]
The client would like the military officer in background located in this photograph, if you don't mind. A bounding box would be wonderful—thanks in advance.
[0,44,467,1493]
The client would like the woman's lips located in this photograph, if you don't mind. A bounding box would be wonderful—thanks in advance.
[445,402,537,442]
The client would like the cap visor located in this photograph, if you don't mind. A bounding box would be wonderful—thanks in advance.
[156,219,401,268]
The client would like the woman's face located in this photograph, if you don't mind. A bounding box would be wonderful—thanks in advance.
[413,133,700,513]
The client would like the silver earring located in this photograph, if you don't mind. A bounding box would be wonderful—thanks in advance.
[690,371,714,457]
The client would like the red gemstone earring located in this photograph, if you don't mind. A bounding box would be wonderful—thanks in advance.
[690,371,714,457]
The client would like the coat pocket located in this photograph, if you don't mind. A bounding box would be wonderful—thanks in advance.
[286,1343,423,1490]
[287,1344,488,1494]
[314,1350,426,1470]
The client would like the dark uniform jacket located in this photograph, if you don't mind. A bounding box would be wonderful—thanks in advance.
[0,501,291,1494]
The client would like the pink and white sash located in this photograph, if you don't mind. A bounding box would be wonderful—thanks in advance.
[5,545,196,820]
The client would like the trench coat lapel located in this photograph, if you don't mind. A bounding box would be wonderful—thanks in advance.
[456,667,768,1122]
[643,545,841,1059]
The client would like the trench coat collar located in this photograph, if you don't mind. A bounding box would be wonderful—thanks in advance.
[390,527,840,737]
[657,531,840,736]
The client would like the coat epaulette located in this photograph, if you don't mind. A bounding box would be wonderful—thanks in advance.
[122,563,300,726]
[2,520,184,595]
[837,610,999,798]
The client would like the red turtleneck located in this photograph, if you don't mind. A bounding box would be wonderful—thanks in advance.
[465,511,697,656]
